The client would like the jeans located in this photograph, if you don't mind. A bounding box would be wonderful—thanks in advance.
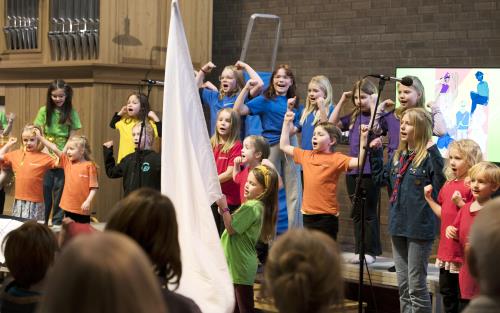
[346,175,382,256]
[392,236,433,313]
[43,168,65,225]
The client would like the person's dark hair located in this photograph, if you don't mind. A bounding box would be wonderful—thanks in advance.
[264,64,298,105]
[2,221,58,288]
[263,229,344,313]
[106,188,182,289]
[37,232,167,313]
[127,92,151,121]
[46,79,73,127]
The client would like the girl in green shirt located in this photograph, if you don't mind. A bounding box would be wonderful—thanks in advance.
[217,165,279,313]
[34,79,82,225]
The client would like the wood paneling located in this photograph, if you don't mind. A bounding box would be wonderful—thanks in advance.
[0,0,211,220]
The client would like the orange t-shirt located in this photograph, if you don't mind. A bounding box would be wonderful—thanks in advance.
[59,154,99,215]
[3,150,56,203]
[293,148,352,215]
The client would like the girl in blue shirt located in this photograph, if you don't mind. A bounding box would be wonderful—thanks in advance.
[234,64,303,228]
[297,75,334,150]
[196,61,263,137]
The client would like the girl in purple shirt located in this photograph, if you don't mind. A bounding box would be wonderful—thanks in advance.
[330,78,382,263]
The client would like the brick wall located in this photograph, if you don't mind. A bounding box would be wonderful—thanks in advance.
[211,0,500,255]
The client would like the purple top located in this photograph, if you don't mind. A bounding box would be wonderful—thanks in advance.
[379,111,400,159]
[340,112,372,175]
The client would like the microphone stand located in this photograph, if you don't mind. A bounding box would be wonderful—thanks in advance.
[354,76,386,313]
[134,81,155,189]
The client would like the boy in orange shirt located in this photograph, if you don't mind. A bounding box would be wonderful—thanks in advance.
[280,111,368,240]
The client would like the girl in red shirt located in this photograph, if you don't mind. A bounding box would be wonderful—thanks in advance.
[424,139,483,313]
[211,108,242,235]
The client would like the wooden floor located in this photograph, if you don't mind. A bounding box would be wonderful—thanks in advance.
[254,283,365,313]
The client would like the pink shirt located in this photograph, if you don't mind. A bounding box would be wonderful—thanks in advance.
[452,202,480,299]
[213,141,242,206]
[437,179,472,263]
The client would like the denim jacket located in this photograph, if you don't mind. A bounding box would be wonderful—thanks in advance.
[370,145,446,240]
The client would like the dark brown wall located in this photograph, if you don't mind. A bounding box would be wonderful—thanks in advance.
[211,0,500,255]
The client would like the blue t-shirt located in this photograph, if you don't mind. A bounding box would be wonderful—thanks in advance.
[297,105,334,150]
[200,88,237,135]
[246,95,300,145]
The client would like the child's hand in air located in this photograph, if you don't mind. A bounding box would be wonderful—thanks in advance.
[360,124,369,138]
[338,91,352,106]
[451,191,465,207]
[234,61,248,70]
[287,97,297,111]
[284,111,295,123]
[148,111,160,122]
[245,79,258,90]
[380,99,395,111]
[201,62,216,73]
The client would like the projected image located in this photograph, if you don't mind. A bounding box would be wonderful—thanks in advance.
[396,68,499,162]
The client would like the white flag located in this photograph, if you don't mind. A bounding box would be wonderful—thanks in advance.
[161,1,234,312]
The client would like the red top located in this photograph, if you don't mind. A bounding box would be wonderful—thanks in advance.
[234,166,250,204]
[452,202,480,299]
[437,179,472,263]
[213,141,242,206]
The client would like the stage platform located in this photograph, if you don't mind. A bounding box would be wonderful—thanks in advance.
[342,252,442,313]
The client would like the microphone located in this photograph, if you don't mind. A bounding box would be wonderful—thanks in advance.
[141,79,164,86]
[367,74,413,86]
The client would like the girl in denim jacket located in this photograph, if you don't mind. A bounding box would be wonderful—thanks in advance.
[370,107,446,313]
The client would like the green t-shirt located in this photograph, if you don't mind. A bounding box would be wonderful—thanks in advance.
[0,111,7,129]
[34,106,82,150]
[221,199,263,285]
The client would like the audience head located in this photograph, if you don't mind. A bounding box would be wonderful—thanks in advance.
[468,197,500,298]
[264,229,344,313]
[106,188,182,288]
[2,221,58,289]
[38,232,167,313]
